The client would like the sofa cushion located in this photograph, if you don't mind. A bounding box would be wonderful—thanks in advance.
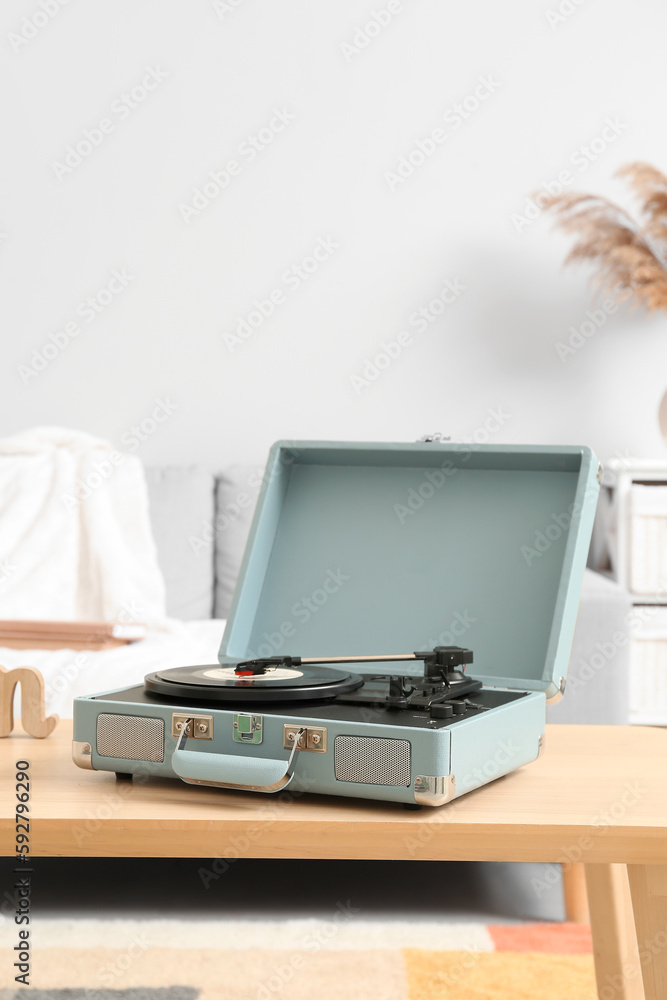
[213,464,263,619]
[145,465,215,620]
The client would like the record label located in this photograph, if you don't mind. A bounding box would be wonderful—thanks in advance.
[198,666,305,683]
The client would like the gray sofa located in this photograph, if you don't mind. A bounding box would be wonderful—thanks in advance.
[145,465,632,725]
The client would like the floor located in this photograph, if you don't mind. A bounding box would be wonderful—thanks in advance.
[0,858,580,999]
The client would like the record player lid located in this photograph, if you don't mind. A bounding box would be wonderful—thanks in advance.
[218,442,600,698]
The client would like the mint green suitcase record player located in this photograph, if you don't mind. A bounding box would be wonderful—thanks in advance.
[73,441,600,807]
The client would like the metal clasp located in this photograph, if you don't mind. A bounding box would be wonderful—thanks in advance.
[233,714,263,744]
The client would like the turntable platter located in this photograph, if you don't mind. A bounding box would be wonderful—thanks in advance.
[144,663,365,703]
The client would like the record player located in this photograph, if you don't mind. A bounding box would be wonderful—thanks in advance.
[73,441,600,807]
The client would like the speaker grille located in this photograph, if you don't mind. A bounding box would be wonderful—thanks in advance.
[96,713,164,762]
[334,735,411,786]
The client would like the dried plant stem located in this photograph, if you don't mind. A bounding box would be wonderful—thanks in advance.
[539,162,667,311]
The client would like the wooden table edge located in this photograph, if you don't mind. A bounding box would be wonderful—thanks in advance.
[2,819,667,863]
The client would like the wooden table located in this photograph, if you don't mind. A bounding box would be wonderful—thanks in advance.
[1,722,666,999]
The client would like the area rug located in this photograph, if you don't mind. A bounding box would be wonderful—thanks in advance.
[0,918,596,999]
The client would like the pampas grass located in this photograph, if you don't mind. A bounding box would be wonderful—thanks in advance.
[540,162,667,311]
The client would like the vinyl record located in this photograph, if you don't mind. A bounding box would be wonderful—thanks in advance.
[144,663,365,703]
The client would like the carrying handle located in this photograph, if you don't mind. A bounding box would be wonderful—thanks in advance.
[172,723,303,793]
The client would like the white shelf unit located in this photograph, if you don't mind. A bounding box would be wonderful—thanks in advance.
[602,458,667,725]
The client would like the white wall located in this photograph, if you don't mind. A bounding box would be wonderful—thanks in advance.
[2,0,667,470]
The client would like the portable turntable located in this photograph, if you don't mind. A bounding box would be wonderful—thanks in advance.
[73,440,600,807]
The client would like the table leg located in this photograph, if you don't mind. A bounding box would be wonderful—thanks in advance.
[585,863,644,1000]
[563,862,589,923]
[627,865,667,1000]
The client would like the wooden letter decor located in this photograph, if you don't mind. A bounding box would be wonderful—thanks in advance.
[0,665,58,738]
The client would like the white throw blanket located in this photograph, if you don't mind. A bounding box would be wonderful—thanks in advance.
[0,427,167,623]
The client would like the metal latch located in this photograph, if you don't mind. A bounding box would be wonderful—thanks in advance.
[172,714,213,739]
[283,725,327,752]
[233,713,263,744]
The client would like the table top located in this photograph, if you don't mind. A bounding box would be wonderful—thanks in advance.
[1,721,666,862]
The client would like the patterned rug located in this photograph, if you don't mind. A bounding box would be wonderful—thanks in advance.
[0,918,596,999]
